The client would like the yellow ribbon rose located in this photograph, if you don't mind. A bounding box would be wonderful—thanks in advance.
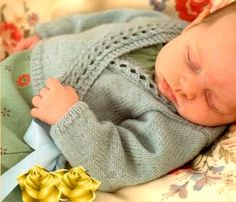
[17,165,62,202]
[54,166,101,202]
[17,165,101,202]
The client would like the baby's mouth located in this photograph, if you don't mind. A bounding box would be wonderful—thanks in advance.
[159,78,177,104]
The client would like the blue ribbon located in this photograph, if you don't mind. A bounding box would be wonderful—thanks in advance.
[1,120,65,201]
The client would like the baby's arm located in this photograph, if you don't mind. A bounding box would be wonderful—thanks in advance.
[46,96,214,192]
[30,9,164,39]
[31,78,79,125]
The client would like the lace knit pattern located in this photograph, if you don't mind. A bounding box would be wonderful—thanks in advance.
[109,57,177,112]
[64,22,182,100]
[31,19,185,103]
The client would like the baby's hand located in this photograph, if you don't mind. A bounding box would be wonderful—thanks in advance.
[14,35,41,53]
[31,78,79,125]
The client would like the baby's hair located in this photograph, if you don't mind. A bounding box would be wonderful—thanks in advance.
[203,1,236,24]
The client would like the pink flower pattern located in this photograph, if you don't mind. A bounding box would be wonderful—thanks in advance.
[0,3,39,60]
[0,22,22,59]
[27,12,39,26]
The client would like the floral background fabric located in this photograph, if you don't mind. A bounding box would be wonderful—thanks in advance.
[1,0,236,201]
[160,127,236,201]
[0,1,39,60]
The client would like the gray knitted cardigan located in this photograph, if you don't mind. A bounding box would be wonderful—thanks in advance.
[31,9,226,191]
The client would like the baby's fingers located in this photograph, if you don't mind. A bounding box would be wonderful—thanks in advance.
[31,108,42,119]
[14,35,41,53]
[45,77,63,90]
[14,39,30,53]
[39,87,50,97]
[32,96,42,108]
[31,107,59,125]
[31,108,50,123]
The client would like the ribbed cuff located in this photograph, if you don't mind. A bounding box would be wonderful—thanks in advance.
[202,125,227,146]
[30,42,45,95]
[50,101,90,135]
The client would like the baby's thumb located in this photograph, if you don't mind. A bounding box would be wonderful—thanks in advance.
[14,39,30,53]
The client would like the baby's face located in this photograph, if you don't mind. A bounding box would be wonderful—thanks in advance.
[155,13,236,126]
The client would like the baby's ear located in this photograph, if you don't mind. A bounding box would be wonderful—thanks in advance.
[182,7,210,33]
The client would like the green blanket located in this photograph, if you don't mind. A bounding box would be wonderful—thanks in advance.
[1,50,33,201]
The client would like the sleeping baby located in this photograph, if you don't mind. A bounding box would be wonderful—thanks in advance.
[2,2,236,192]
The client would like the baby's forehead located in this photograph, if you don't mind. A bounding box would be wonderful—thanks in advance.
[204,7,236,25]
[207,14,236,53]
[210,12,236,31]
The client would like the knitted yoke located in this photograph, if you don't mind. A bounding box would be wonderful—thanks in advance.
[31,11,186,99]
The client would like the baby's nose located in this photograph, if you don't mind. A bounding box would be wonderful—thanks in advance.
[179,77,202,100]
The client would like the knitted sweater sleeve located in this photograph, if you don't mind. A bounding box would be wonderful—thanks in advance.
[34,9,168,38]
[50,101,209,192]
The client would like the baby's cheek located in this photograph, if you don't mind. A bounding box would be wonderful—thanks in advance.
[176,102,212,126]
